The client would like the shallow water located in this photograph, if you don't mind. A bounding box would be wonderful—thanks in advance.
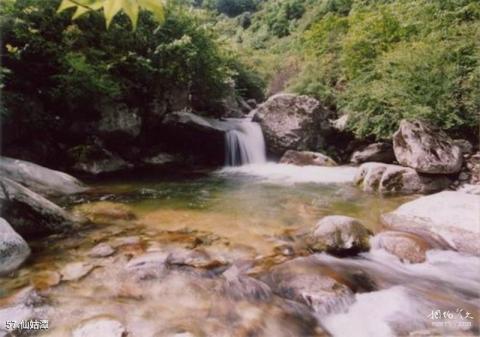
[0,164,478,337]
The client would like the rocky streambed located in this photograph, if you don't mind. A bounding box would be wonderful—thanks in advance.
[1,163,479,337]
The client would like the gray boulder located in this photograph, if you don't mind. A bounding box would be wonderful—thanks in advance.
[354,162,450,195]
[453,139,474,155]
[381,191,480,255]
[0,218,30,275]
[0,177,83,237]
[252,93,332,156]
[310,215,371,255]
[393,120,462,174]
[97,103,142,142]
[350,142,395,164]
[279,150,337,166]
[0,156,87,196]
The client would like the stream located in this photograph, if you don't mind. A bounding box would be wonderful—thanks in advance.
[1,164,478,337]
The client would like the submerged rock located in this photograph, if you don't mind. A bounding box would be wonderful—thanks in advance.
[354,162,450,195]
[75,201,136,224]
[310,215,371,255]
[0,156,88,196]
[125,251,168,280]
[31,271,62,290]
[279,150,337,166]
[89,243,115,258]
[263,257,354,314]
[0,218,30,275]
[382,191,480,255]
[371,231,435,263]
[166,248,228,270]
[350,142,395,164]
[252,93,333,156]
[72,316,126,337]
[221,265,272,301]
[392,120,462,174]
[60,262,95,282]
[0,177,83,237]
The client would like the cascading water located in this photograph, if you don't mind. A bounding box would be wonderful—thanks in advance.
[224,118,267,166]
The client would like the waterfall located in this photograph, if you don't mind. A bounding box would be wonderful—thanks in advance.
[224,118,267,166]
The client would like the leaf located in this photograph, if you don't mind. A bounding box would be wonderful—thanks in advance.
[72,5,90,19]
[103,0,123,28]
[138,0,165,22]
[57,0,77,13]
[121,0,140,29]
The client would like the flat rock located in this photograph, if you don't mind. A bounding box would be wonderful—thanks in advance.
[0,218,30,275]
[61,262,95,282]
[89,243,115,258]
[279,150,337,166]
[354,162,450,195]
[393,120,462,174]
[381,191,480,255]
[310,215,371,255]
[72,316,126,337]
[0,156,88,196]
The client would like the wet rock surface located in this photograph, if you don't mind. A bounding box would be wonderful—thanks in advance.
[350,142,395,164]
[310,215,371,255]
[382,191,480,255]
[371,231,434,263]
[354,162,450,195]
[280,150,337,166]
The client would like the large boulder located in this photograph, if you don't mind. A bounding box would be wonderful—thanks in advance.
[0,218,30,275]
[0,177,83,237]
[279,150,337,166]
[392,120,462,174]
[466,152,480,185]
[381,191,480,255]
[354,162,450,195]
[309,215,371,255]
[0,156,87,196]
[252,93,332,156]
[350,142,395,164]
[97,103,142,143]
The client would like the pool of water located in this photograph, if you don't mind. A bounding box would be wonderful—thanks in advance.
[0,164,478,337]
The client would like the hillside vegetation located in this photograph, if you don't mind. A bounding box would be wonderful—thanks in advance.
[210,0,480,140]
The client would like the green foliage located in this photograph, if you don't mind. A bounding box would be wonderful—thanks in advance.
[292,0,480,139]
[206,0,258,17]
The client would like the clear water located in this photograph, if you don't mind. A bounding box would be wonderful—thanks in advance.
[0,165,478,337]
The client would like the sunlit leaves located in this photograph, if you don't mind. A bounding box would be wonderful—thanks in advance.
[57,0,165,29]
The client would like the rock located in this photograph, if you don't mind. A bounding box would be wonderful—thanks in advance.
[0,177,83,237]
[371,231,434,263]
[60,262,95,281]
[142,152,178,166]
[89,243,115,258]
[69,143,132,175]
[453,139,473,155]
[75,202,136,224]
[72,316,126,337]
[310,215,370,255]
[166,248,228,270]
[0,156,88,196]
[125,252,168,279]
[330,114,349,132]
[279,150,337,166]
[0,218,30,275]
[466,152,480,184]
[163,110,228,135]
[221,265,272,301]
[97,103,142,143]
[354,162,451,195]
[350,142,395,164]
[263,256,354,314]
[252,93,333,156]
[381,191,480,255]
[392,120,462,174]
[31,271,62,290]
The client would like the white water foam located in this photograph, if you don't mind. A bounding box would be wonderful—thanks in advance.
[218,163,357,184]
[223,118,267,166]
